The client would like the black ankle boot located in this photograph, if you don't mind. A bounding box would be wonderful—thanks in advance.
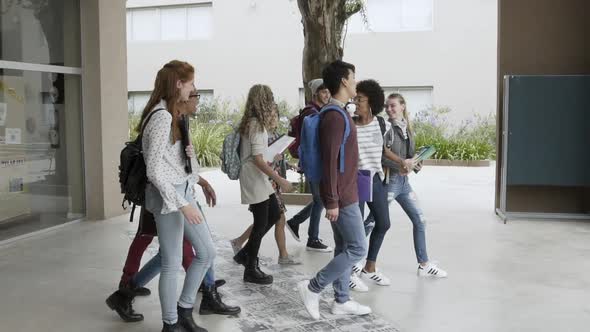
[177,305,207,332]
[199,284,241,315]
[233,250,247,266]
[198,279,226,293]
[243,256,273,285]
[162,322,183,332]
[119,280,151,297]
[106,290,144,322]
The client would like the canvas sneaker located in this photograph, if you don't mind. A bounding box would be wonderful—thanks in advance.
[417,263,448,278]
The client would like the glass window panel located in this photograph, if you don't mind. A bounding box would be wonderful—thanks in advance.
[161,7,187,40]
[0,0,81,67]
[131,8,159,41]
[0,69,85,240]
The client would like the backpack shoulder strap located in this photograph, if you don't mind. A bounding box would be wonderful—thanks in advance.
[139,108,166,139]
[319,105,351,173]
[377,115,386,136]
[319,106,351,140]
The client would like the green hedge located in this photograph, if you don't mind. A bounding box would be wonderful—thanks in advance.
[129,102,497,167]
[413,107,496,161]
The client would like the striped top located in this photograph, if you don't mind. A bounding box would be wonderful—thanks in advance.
[356,116,391,181]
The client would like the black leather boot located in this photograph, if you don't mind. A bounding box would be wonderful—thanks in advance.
[177,305,207,332]
[198,279,226,293]
[199,284,241,315]
[105,290,144,322]
[233,250,247,266]
[119,280,151,297]
[243,256,273,284]
[162,322,183,332]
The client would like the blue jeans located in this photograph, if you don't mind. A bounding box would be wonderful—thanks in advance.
[133,254,216,288]
[288,181,323,241]
[308,203,367,303]
[145,183,216,324]
[133,203,216,288]
[367,174,428,263]
[359,174,391,262]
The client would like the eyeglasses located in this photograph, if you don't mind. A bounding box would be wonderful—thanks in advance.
[189,94,201,100]
[353,97,368,103]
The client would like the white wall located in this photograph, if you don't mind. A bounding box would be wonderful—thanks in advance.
[127,0,497,121]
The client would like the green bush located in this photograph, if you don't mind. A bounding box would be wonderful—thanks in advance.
[413,107,496,161]
[189,122,230,168]
[128,115,141,141]
[129,103,495,165]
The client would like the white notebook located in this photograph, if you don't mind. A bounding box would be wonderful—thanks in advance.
[264,135,295,162]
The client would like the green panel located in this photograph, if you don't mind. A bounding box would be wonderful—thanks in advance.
[506,75,590,186]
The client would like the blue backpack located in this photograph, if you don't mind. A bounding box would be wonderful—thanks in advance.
[298,105,351,183]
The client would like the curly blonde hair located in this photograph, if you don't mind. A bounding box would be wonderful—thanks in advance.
[238,84,277,136]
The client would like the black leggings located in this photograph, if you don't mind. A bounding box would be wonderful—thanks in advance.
[242,194,281,258]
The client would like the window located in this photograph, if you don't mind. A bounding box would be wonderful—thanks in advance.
[128,92,151,114]
[188,6,213,40]
[127,3,212,41]
[161,7,187,40]
[348,0,433,33]
[383,87,433,114]
[0,0,85,237]
[131,8,159,41]
[197,89,215,104]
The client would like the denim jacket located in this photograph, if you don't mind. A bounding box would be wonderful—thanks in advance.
[382,119,415,176]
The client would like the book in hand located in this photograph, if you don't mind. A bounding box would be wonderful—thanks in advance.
[357,169,373,202]
[414,145,436,163]
[263,135,295,162]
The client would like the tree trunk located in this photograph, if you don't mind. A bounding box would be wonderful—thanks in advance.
[297,0,349,103]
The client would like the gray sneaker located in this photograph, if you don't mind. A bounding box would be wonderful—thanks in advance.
[278,255,302,265]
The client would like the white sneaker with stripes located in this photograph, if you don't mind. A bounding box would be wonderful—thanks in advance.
[331,300,372,316]
[349,273,369,292]
[352,262,363,275]
[360,269,391,286]
[417,263,448,278]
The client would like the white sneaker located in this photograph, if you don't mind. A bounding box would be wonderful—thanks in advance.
[417,263,448,278]
[331,300,372,316]
[352,262,363,275]
[349,273,369,292]
[361,269,391,286]
[278,255,302,265]
[298,280,320,320]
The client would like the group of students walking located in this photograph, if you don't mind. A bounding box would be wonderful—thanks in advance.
[106,59,447,331]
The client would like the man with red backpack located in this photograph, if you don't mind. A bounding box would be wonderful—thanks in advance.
[286,78,333,253]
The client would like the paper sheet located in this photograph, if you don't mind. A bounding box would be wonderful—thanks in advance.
[264,135,295,162]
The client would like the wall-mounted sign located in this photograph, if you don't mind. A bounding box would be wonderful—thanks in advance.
[1,159,25,168]
[5,128,21,144]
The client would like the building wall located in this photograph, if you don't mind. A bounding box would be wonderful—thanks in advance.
[126,0,497,121]
[81,0,129,220]
[495,0,590,212]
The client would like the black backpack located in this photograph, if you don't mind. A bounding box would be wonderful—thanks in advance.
[119,108,164,221]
